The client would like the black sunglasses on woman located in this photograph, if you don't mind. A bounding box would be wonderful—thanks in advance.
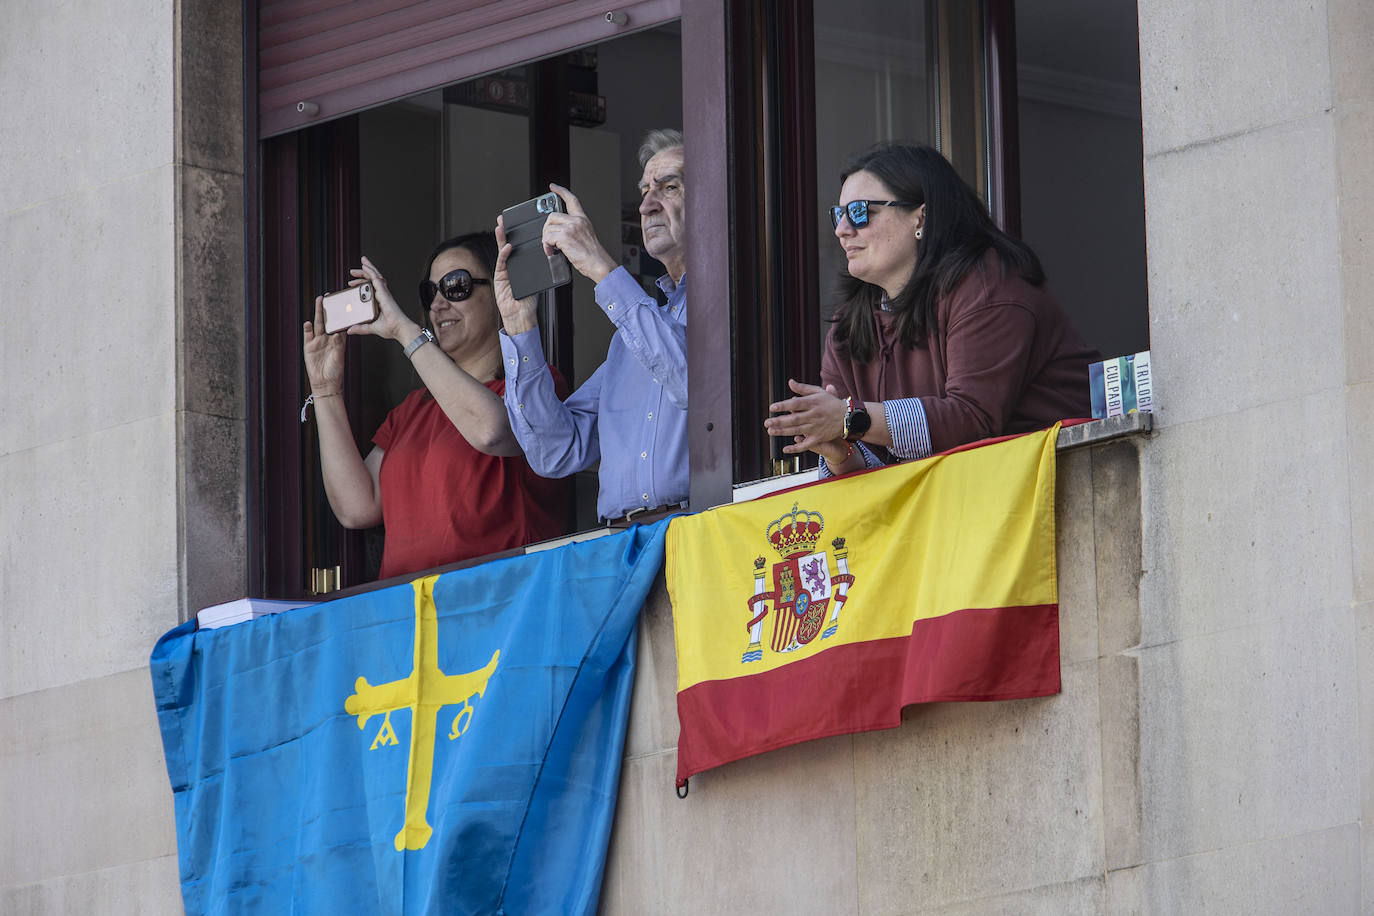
[418,268,493,307]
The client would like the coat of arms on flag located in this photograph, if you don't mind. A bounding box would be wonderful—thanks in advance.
[743,503,857,661]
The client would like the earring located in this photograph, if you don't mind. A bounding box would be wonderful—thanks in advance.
[914,228,923,239]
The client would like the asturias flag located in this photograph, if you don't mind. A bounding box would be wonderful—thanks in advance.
[666,427,1061,786]
[150,521,668,915]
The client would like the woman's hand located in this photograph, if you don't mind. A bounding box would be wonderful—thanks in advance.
[303,296,346,394]
[543,184,618,284]
[764,379,850,455]
[347,256,421,344]
[494,215,540,335]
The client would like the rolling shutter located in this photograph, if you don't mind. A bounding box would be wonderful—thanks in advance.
[259,0,680,137]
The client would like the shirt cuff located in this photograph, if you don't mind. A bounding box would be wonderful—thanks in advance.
[593,266,644,323]
[499,327,547,384]
[884,398,932,460]
[817,441,881,478]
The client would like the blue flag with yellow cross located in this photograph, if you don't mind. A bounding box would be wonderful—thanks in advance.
[150,521,668,915]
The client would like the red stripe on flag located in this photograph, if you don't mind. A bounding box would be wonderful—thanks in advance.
[675,604,1060,785]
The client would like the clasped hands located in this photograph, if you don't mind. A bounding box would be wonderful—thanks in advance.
[494,183,617,336]
[764,379,855,468]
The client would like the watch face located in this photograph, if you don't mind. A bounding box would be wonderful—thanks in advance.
[847,406,871,440]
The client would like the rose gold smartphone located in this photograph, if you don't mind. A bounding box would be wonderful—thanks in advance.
[321,282,377,334]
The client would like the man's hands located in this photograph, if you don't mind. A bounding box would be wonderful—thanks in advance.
[494,216,539,336]
[494,183,619,337]
[542,184,618,284]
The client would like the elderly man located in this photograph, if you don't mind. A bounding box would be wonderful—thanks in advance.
[493,128,688,525]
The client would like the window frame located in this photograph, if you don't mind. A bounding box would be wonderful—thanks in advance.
[246,0,1019,597]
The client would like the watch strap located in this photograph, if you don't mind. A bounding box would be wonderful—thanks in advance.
[403,328,435,359]
[843,398,871,441]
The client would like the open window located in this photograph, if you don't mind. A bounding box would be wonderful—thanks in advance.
[249,0,1149,598]
[252,8,683,596]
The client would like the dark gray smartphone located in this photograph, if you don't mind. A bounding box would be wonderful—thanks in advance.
[501,192,573,300]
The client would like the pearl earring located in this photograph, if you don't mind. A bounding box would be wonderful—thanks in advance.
[915,228,923,239]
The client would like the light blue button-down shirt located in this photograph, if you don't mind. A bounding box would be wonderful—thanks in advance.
[500,267,689,521]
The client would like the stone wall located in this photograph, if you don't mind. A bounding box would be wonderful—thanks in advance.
[3,0,1372,913]
[1127,0,1372,907]
[601,439,1180,913]
[0,1,244,911]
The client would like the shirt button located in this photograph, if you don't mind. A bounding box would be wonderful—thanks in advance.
[518,403,524,410]
[641,451,647,459]
[642,493,650,501]
[608,304,615,310]
[647,412,653,420]
[508,357,516,365]
[522,355,529,362]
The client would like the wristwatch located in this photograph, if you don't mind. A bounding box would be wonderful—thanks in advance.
[403,328,435,359]
[843,397,871,442]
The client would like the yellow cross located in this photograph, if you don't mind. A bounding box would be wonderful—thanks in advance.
[344,574,500,851]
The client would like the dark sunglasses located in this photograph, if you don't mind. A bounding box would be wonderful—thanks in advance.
[418,268,492,307]
[828,199,917,229]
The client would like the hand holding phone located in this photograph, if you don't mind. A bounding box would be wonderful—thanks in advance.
[321,282,378,334]
[500,193,573,300]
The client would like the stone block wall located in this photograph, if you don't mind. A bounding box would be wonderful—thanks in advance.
[0,1,245,911]
[600,440,1187,913]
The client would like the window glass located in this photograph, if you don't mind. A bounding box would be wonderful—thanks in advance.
[812,0,935,327]
[1015,0,1148,358]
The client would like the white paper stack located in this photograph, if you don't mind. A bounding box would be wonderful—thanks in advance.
[197,597,318,629]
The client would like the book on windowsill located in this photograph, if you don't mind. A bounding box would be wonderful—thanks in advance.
[1089,350,1152,419]
[196,597,319,630]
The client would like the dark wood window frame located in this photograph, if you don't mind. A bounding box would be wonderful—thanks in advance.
[246,0,1020,598]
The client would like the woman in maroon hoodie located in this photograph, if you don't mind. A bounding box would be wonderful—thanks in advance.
[765,143,1097,475]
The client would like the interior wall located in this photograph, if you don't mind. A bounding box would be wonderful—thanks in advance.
[1019,98,1150,358]
[596,26,685,206]
[1016,0,1150,360]
[813,2,932,324]
[359,101,442,438]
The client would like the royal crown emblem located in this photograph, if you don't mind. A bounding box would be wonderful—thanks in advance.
[742,503,857,663]
[767,503,824,558]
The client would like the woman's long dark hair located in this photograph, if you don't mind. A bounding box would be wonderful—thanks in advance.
[831,144,1044,363]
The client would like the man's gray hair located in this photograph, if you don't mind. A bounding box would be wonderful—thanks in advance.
[638,128,684,167]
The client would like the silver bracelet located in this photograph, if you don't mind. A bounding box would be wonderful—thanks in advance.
[403,328,435,359]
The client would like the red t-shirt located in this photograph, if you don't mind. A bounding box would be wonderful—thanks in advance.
[372,375,571,579]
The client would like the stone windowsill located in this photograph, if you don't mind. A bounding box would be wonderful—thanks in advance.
[731,412,1154,503]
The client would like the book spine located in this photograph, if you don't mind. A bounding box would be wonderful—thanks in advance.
[1089,361,1107,418]
[1104,359,1124,417]
[1133,351,1152,412]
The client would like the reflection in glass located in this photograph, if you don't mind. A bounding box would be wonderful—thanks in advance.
[813,0,934,326]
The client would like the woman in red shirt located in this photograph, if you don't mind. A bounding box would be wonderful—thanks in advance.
[765,144,1096,473]
[303,232,571,579]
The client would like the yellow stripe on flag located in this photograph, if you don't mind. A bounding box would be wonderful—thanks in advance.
[666,426,1059,691]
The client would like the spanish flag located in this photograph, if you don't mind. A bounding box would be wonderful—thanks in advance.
[666,426,1061,787]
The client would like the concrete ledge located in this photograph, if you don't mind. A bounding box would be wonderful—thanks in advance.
[1057,412,1153,451]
